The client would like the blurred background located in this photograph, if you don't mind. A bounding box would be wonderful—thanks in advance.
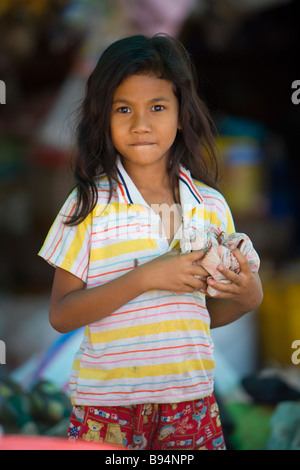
[0,0,300,450]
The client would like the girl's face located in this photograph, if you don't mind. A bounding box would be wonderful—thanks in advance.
[110,73,181,173]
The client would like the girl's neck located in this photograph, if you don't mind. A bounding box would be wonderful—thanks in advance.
[121,157,181,245]
[122,158,171,193]
[122,157,180,207]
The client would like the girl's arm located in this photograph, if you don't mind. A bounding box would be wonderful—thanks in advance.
[49,250,208,333]
[205,247,263,328]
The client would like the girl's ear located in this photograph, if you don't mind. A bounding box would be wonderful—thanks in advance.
[177,119,182,131]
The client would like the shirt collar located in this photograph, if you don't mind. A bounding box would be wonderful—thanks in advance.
[116,156,203,212]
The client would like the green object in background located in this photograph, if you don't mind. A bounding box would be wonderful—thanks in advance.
[1,394,32,428]
[225,402,273,450]
[0,376,72,436]
[0,377,32,428]
[30,380,72,425]
[266,401,300,450]
[0,376,23,397]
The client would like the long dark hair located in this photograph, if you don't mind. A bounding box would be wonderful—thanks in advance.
[67,34,221,225]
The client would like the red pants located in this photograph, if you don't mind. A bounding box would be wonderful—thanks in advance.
[68,393,225,450]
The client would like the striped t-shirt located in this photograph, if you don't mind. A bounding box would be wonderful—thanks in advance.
[39,158,235,406]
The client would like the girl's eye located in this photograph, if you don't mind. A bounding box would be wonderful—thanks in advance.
[151,105,165,112]
[117,107,131,114]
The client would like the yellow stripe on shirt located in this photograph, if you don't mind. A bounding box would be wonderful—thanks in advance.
[90,238,157,262]
[88,318,211,344]
[76,358,215,381]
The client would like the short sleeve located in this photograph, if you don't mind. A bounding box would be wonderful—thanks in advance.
[208,189,236,236]
[38,189,92,282]
[219,194,235,235]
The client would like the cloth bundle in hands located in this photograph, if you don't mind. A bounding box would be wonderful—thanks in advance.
[180,227,260,296]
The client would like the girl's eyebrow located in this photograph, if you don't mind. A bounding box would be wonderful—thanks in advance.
[150,97,171,103]
[112,97,171,105]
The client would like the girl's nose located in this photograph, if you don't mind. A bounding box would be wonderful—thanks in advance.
[131,113,151,133]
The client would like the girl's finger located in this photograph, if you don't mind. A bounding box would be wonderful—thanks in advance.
[197,278,208,292]
[192,265,209,278]
[182,274,207,291]
[216,264,240,283]
[183,249,208,262]
[207,278,236,295]
[209,290,235,299]
[230,247,251,272]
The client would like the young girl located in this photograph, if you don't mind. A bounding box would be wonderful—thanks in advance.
[39,34,263,450]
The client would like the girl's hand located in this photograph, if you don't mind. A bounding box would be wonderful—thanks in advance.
[206,246,263,313]
[140,249,209,294]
